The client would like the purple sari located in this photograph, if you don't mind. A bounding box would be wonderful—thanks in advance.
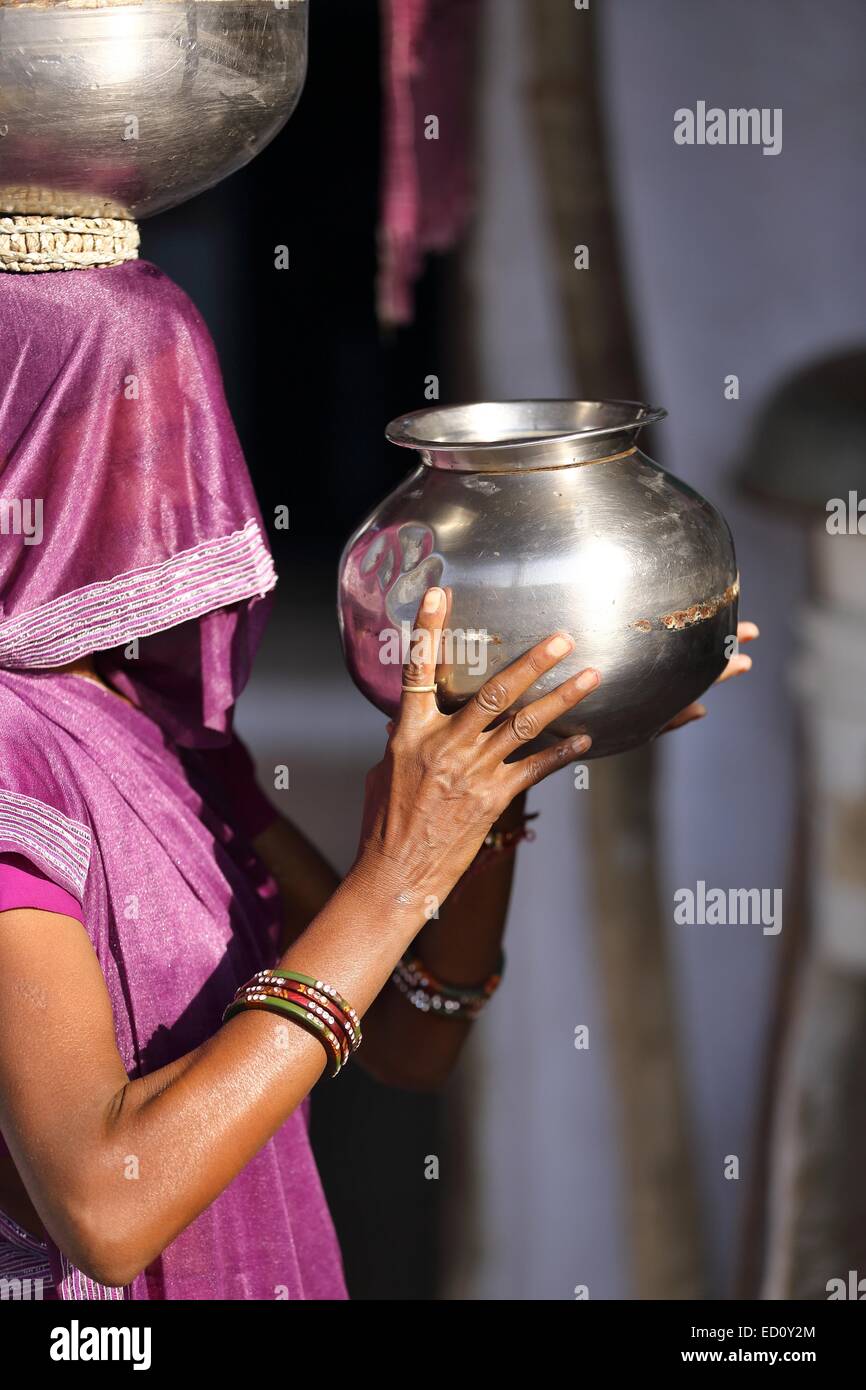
[0,263,347,1299]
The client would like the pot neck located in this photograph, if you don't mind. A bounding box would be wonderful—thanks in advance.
[385,399,665,472]
[420,435,641,473]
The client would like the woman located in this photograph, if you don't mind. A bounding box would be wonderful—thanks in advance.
[0,259,755,1300]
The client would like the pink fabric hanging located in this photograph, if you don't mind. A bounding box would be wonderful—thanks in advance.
[378,0,481,325]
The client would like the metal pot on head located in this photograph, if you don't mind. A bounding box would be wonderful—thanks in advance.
[338,400,739,759]
[0,0,308,219]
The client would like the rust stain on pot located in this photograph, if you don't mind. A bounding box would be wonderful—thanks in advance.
[631,576,739,633]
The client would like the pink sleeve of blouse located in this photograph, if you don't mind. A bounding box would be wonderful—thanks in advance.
[0,733,276,924]
[0,853,84,922]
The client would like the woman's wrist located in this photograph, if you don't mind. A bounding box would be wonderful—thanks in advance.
[273,847,439,1024]
[348,843,436,939]
[352,832,465,919]
[348,793,532,960]
[491,790,528,833]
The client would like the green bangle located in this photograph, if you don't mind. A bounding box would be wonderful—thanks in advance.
[396,949,505,1002]
[391,950,505,1021]
[223,995,343,1077]
[246,969,362,1049]
[268,969,361,1032]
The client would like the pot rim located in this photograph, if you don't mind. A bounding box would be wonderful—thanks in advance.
[385,398,667,457]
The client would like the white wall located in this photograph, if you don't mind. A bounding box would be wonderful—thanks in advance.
[453,0,866,1299]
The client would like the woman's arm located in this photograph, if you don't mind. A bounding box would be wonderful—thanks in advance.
[356,790,527,1090]
[0,588,598,1288]
[252,794,527,1091]
[0,853,419,1289]
[251,622,760,1091]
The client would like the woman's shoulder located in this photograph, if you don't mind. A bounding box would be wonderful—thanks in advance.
[0,679,93,900]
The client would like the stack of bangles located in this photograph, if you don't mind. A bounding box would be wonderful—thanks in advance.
[223,969,362,1078]
[224,811,532,1062]
[390,950,505,1021]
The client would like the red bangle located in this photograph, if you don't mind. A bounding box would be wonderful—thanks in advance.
[391,951,505,1021]
[244,968,362,1048]
[483,812,539,853]
[457,812,539,889]
[234,983,352,1064]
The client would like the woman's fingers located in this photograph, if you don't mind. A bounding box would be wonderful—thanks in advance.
[663,621,759,734]
[715,652,752,684]
[712,619,758,685]
[484,666,600,759]
[454,631,576,736]
[397,587,446,727]
[508,730,593,792]
[658,702,707,735]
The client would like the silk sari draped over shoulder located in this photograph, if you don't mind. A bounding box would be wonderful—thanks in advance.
[0,263,347,1300]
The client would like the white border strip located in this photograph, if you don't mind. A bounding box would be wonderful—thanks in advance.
[58,1251,125,1301]
[0,519,277,668]
[0,789,91,899]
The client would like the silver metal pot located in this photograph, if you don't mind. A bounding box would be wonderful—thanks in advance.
[0,0,308,219]
[338,401,739,759]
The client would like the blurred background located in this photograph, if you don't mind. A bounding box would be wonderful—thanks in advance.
[143,0,866,1300]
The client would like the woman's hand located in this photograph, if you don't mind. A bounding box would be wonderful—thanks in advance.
[358,586,600,908]
[660,619,759,734]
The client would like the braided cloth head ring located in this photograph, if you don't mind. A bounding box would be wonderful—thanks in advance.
[0,215,140,273]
